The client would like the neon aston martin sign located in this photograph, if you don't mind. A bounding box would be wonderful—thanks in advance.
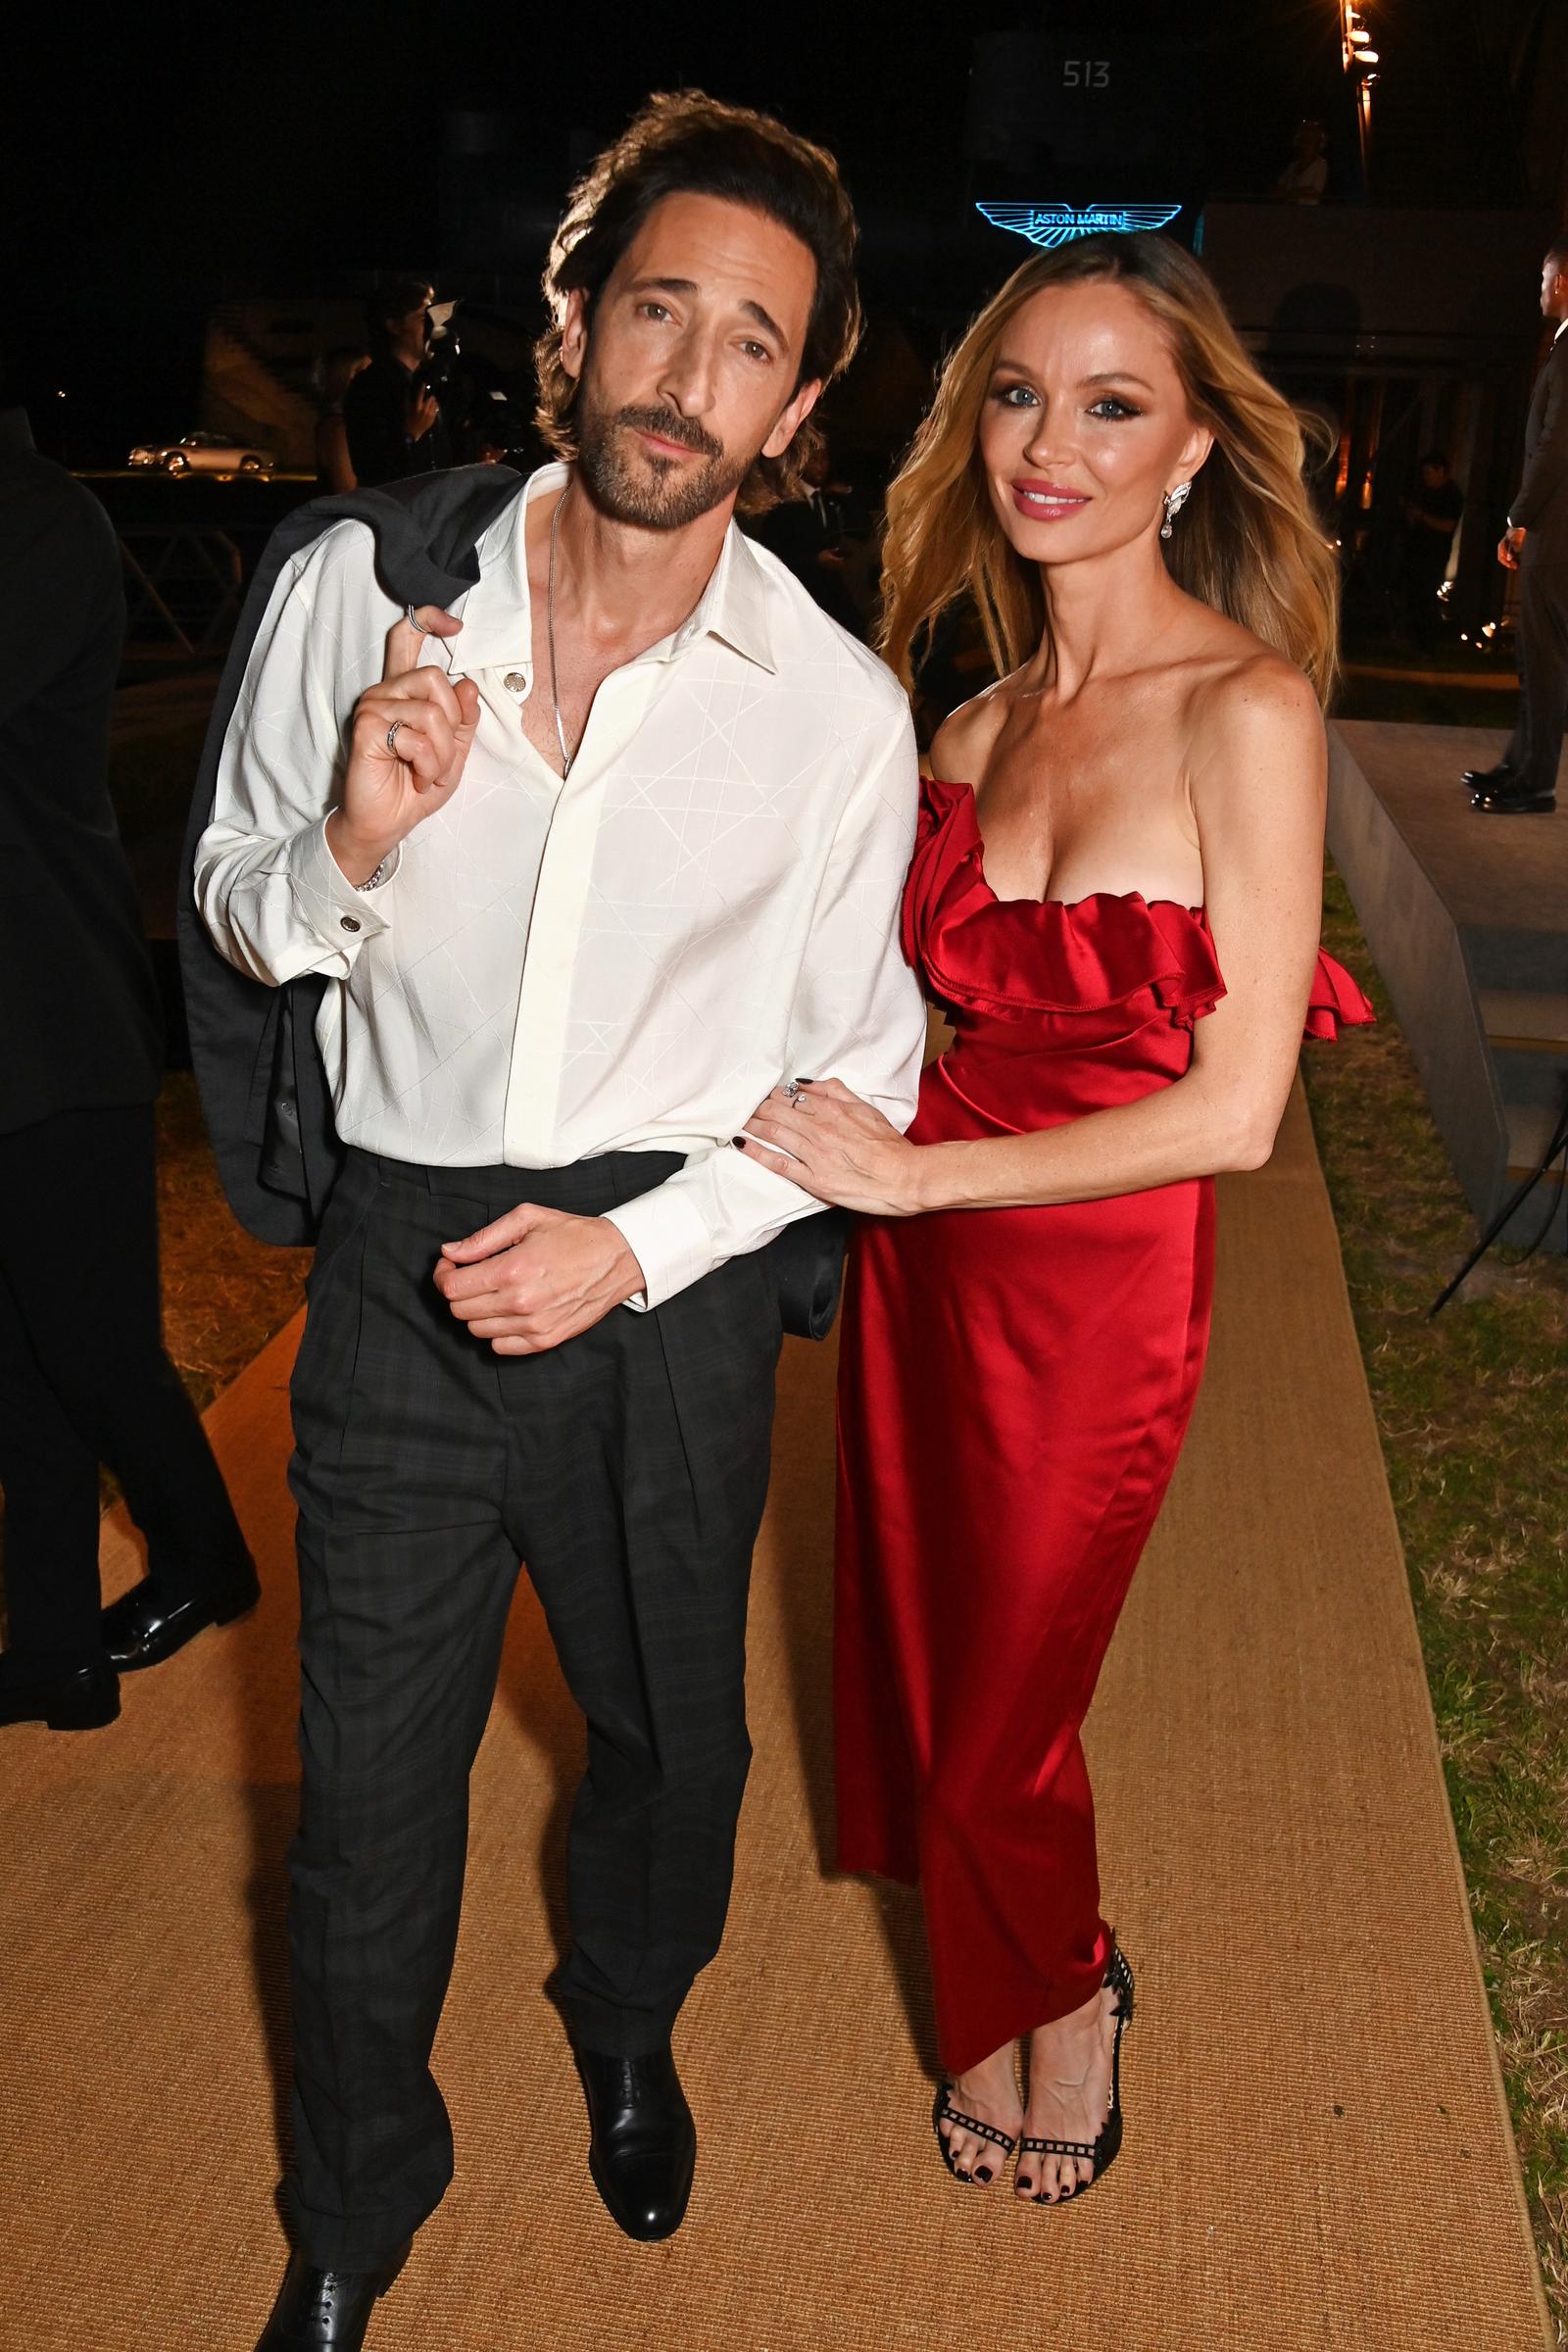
[975,202,1183,247]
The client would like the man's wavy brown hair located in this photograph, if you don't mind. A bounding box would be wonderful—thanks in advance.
[535,90,861,515]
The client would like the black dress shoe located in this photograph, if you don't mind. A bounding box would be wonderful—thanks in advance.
[1462,761,1512,791]
[102,1561,260,1672]
[1472,781,1556,813]
[255,2241,410,2350]
[0,1656,120,1731]
[576,2042,697,2241]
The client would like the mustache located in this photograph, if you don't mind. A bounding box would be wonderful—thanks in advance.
[615,405,724,462]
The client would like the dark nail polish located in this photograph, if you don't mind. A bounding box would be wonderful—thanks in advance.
[975,2167,993,2182]
[731,1137,746,1149]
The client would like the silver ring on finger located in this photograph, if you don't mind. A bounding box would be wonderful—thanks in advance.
[405,604,429,635]
[781,1078,802,1104]
[386,719,405,757]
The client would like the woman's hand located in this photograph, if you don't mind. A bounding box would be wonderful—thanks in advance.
[737,1078,927,1217]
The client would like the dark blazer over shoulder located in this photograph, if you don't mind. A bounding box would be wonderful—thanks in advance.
[0,410,164,1134]
[1510,331,1568,566]
[178,466,524,1243]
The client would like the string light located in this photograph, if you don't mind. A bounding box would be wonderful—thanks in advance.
[1340,2,1379,159]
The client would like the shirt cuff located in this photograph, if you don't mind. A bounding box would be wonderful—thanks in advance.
[289,817,397,952]
[602,1182,716,1313]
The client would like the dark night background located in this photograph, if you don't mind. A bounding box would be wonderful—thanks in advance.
[14,0,1568,649]
[15,0,1405,458]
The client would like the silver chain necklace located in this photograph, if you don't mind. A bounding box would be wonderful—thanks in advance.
[547,482,575,779]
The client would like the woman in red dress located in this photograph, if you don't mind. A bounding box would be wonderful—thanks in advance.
[739,234,1372,2206]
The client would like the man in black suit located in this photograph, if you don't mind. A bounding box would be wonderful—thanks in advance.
[0,402,256,1732]
[1470,237,1568,812]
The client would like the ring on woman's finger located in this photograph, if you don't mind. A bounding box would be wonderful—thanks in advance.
[405,604,429,634]
[386,719,405,756]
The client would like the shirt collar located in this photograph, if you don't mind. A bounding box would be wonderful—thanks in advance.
[452,461,776,678]
[678,516,777,673]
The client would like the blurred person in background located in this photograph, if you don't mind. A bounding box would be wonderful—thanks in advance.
[1269,118,1329,205]
[1400,450,1463,652]
[1470,236,1568,812]
[746,433,862,633]
[315,347,371,495]
[343,277,453,488]
[0,392,256,1735]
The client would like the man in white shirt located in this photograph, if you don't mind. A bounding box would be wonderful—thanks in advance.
[200,94,925,2351]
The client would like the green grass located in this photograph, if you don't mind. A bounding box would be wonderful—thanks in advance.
[1302,870,1568,2333]
[1337,675,1523,728]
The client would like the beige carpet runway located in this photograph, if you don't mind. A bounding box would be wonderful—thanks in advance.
[1,1084,1550,2350]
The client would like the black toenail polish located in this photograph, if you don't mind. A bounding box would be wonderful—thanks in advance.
[975,2167,993,2182]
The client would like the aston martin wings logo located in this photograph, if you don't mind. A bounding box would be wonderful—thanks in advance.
[975,202,1183,247]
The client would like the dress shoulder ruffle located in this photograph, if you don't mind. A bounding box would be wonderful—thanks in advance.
[1303,951,1376,1042]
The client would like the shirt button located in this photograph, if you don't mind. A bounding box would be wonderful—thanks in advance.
[340,914,362,933]
[504,670,526,694]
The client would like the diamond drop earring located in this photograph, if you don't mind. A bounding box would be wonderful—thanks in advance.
[1160,481,1193,541]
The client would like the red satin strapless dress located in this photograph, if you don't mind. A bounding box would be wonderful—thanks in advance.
[834,776,1373,2074]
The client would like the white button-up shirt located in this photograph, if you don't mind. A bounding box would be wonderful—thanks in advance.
[195,463,926,1308]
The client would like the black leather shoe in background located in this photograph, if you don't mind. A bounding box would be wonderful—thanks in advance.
[102,1560,260,1672]
[577,2042,697,2241]
[1461,761,1512,791]
[255,2241,410,2351]
[1471,781,1556,814]
[0,1656,120,1732]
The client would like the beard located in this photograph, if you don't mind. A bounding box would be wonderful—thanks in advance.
[575,385,755,529]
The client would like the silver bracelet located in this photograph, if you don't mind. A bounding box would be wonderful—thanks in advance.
[355,856,393,892]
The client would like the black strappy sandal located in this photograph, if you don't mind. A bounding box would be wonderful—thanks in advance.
[1016,1940,1136,2206]
[932,2082,1020,2185]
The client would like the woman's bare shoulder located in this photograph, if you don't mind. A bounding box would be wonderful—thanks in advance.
[925,678,1013,783]
[1186,635,1324,785]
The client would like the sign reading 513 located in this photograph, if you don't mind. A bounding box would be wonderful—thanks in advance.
[1062,60,1111,87]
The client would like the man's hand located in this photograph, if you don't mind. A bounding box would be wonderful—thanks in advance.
[1499,526,1527,570]
[434,1205,647,1354]
[405,386,441,442]
[326,608,481,884]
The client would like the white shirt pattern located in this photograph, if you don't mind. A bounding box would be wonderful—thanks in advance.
[195,464,926,1309]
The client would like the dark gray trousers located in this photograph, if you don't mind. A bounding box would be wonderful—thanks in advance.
[284,1147,780,2268]
[1503,562,1568,798]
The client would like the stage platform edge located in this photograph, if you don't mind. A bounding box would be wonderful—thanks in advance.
[1328,719,1568,1252]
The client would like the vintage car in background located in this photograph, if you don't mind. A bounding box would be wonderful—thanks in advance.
[127,431,276,476]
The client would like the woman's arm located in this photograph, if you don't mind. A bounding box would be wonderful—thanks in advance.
[739,659,1328,1215]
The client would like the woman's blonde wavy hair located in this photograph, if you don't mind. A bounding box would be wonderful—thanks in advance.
[878,233,1339,708]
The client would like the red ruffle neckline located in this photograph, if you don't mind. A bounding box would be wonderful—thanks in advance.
[907,776,1226,1027]
[907,775,1375,1043]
